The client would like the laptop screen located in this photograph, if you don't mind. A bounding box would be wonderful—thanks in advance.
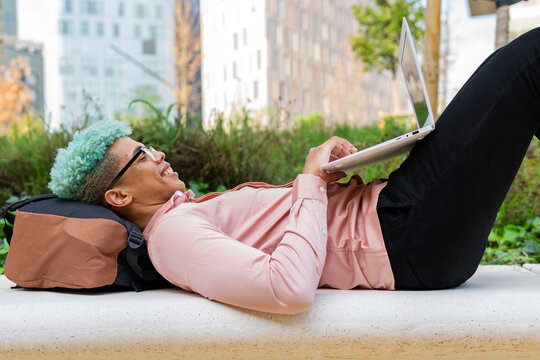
[401,36,429,128]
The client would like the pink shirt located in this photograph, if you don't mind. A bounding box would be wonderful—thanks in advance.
[143,174,395,314]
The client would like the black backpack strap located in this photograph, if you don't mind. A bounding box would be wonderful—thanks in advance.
[124,222,164,282]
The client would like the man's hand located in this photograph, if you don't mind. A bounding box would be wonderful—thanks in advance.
[302,136,357,183]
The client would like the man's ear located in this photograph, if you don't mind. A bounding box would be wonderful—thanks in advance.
[104,188,133,208]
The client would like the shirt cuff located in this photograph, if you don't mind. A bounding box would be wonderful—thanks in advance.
[292,174,328,205]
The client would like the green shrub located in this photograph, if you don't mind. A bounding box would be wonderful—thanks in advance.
[0,218,9,274]
[483,216,540,265]
[0,115,72,205]
[495,142,539,226]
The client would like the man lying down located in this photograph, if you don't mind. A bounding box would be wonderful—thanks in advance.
[49,29,540,314]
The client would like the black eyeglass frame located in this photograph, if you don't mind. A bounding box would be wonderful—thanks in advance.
[107,146,155,190]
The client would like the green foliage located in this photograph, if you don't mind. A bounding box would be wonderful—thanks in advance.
[0,238,8,275]
[0,212,12,275]
[494,143,539,226]
[483,215,540,265]
[188,178,227,198]
[0,115,72,205]
[350,0,425,76]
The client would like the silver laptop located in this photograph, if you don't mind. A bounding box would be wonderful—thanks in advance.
[322,18,435,173]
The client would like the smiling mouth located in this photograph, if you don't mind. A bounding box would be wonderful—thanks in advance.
[161,165,175,177]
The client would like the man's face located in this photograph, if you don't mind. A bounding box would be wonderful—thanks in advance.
[108,137,185,204]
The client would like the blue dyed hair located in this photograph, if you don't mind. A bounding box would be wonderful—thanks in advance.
[49,120,132,200]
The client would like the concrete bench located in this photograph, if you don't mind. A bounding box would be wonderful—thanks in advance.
[1,265,539,359]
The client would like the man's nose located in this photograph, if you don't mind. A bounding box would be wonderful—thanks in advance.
[154,149,166,162]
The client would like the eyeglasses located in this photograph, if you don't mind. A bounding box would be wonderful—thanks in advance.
[108,146,156,190]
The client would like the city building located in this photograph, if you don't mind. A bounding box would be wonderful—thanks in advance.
[200,0,397,128]
[5,0,176,124]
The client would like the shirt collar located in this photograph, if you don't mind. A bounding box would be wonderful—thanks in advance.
[143,189,195,239]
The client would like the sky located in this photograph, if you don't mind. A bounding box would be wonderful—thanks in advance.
[446,0,496,102]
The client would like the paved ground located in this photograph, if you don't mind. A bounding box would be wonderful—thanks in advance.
[1,265,539,359]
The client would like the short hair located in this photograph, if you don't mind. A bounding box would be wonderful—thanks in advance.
[49,120,132,204]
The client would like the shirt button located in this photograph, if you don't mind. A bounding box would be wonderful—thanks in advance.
[319,186,325,193]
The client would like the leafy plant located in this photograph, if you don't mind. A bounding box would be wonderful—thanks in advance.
[188,178,227,198]
[0,211,12,275]
[0,115,72,205]
[483,216,540,265]
[0,237,8,275]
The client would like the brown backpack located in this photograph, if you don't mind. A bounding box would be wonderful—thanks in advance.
[1,194,170,291]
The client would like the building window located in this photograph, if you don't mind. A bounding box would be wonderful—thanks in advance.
[242,28,247,46]
[113,23,120,38]
[267,20,274,41]
[59,20,73,35]
[64,0,73,14]
[327,25,332,45]
[155,4,163,18]
[81,21,89,36]
[65,81,79,101]
[233,33,238,50]
[149,25,158,39]
[134,24,141,38]
[257,50,261,69]
[232,61,237,78]
[81,58,98,76]
[273,50,279,71]
[279,81,286,101]
[223,66,227,81]
[300,9,308,30]
[253,81,258,100]
[59,58,75,75]
[278,0,285,18]
[105,59,123,77]
[143,39,156,55]
[97,22,104,36]
[135,3,147,18]
[81,0,103,15]
[106,82,121,101]
[313,43,320,61]
[118,2,125,16]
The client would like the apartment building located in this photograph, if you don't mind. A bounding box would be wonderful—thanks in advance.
[7,0,176,123]
[201,0,396,127]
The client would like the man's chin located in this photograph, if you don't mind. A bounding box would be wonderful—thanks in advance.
[171,180,186,194]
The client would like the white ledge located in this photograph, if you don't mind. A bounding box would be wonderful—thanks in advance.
[1,265,539,359]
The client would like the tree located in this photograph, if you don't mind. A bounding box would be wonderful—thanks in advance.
[174,0,201,121]
[0,57,33,134]
[350,0,424,113]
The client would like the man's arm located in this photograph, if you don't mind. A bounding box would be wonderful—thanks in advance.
[148,174,328,315]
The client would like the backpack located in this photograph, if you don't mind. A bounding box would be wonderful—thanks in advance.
[0,194,171,292]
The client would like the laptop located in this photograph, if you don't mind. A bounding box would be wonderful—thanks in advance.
[321,18,435,173]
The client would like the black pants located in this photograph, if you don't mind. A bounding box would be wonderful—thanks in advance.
[377,28,540,290]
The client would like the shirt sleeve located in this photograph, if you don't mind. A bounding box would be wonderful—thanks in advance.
[148,174,328,315]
